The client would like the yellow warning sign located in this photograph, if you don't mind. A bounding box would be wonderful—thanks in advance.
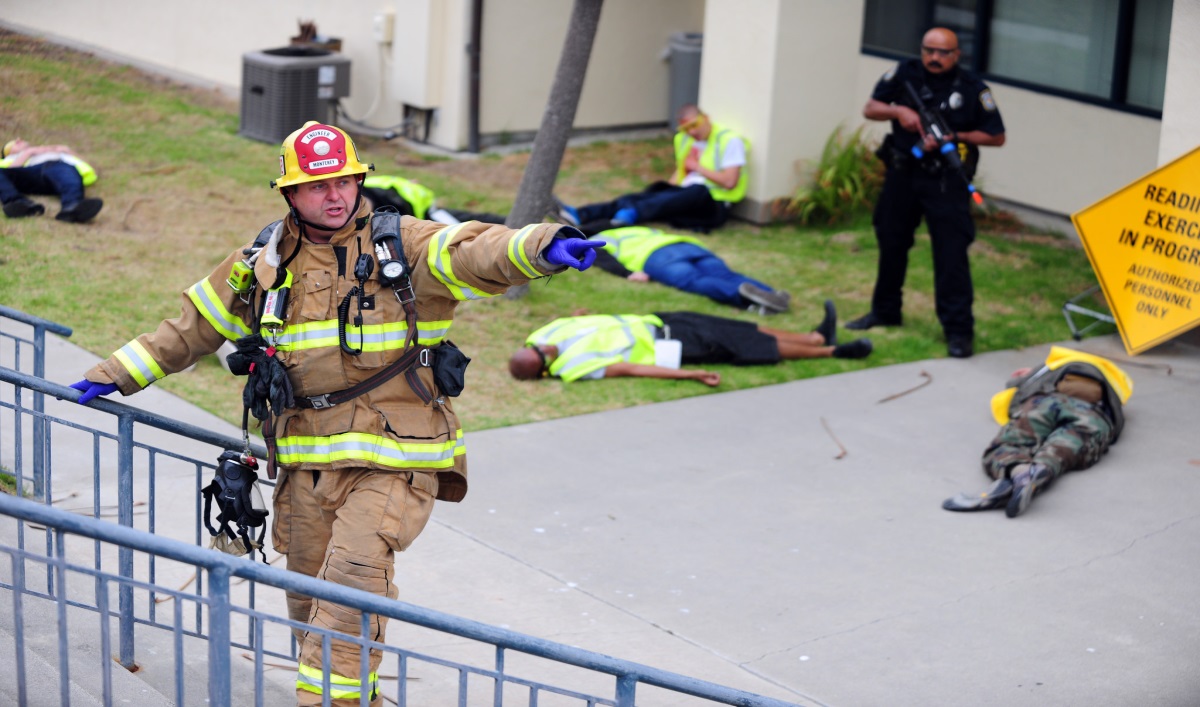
[1072,144,1200,355]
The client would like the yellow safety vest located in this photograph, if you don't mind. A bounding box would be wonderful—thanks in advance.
[363,174,436,219]
[673,121,749,203]
[599,226,706,272]
[526,314,662,382]
[990,346,1133,425]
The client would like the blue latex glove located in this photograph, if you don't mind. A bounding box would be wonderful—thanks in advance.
[543,237,607,271]
[69,379,119,405]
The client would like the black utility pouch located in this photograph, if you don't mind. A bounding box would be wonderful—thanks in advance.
[431,340,472,397]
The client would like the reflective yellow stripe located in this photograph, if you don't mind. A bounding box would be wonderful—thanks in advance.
[427,223,493,300]
[296,664,379,699]
[187,278,252,340]
[506,224,541,278]
[277,431,466,469]
[270,319,451,351]
[112,340,165,388]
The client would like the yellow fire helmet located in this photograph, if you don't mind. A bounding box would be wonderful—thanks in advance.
[272,121,372,190]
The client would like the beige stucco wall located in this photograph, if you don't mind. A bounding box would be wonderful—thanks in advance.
[1159,0,1200,165]
[0,0,703,151]
[699,0,867,221]
[0,0,412,133]
[478,0,703,137]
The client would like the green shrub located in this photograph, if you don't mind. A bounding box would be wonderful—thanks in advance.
[789,125,884,226]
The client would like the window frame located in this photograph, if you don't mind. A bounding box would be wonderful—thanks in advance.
[861,0,1164,119]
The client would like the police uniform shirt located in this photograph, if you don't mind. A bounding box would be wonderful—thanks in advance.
[873,58,1005,172]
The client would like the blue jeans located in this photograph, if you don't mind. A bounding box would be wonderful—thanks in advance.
[576,182,728,231]
[643,243,773,307]
[0,161,86,208]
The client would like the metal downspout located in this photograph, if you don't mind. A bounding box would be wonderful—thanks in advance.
[468,0,483,152]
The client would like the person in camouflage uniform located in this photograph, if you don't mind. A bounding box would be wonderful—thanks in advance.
[943,346,1132,518]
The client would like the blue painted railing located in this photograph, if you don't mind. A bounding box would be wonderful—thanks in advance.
[0,305,73,498]
[0,315,801,706]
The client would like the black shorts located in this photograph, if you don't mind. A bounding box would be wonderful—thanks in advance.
[654,311,780,366]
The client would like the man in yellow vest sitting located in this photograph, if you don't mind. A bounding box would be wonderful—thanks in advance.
[591,225,792,314]
[555,104,748,233]
[0,137,102,222]
[508,309,872,387]
[943,347,1132,518]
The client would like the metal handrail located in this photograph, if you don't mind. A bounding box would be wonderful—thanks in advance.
[0,361,803,706]
[0,368,267,459]
[0,306,73,498]
[0,491,799,707]
[0,365,268,671]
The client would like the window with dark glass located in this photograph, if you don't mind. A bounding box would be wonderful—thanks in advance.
[860,0,1172,114]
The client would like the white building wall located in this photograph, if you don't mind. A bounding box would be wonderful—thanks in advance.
[0,0,411,135]
[699,0,867,221]
[1158,0,1200,166]
[478,0,704,137]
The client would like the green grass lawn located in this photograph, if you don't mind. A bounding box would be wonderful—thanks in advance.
[0,29,1109,433]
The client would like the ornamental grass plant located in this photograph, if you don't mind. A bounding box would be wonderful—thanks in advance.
[788,125,885,226]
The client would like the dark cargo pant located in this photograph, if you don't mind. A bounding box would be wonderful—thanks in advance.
[982,393,1115,481]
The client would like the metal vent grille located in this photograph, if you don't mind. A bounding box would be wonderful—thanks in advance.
[239,47,351,145]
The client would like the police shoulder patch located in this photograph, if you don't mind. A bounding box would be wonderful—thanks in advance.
[980,89,997,112]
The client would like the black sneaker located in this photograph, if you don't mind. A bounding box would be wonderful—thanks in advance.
[845,311,901,330]
[814,299,837,345]
[738,282,791,314]
[3,196,45,218]
[56,198,103,223]
[832,338,873,359]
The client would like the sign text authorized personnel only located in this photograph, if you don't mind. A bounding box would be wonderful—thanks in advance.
[1072,145,1200,354]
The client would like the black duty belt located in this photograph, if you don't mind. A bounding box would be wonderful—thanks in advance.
[295,345,432,409]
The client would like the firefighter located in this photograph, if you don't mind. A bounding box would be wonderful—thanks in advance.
[68,121,603,706]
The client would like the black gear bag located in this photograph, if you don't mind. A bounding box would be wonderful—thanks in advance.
[202,450,270,562]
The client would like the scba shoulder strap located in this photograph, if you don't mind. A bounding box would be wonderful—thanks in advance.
[202,450,270,562]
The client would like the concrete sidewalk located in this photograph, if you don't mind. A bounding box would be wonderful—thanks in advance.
[12,329,1200,706]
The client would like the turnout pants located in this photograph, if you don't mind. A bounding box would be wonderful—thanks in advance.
[870,166,976,339]
[272,468,436,706]
[981,394,1115,481]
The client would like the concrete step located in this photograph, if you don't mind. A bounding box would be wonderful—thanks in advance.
[0,588,173,706]
[0,521,296,706]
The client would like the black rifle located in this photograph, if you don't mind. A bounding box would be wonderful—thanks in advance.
[903,81,983,205]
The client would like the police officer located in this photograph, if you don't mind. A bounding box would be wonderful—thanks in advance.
[846,27,1006,359]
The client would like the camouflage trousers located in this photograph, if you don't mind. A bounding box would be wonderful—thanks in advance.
[981,393,1114,481]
